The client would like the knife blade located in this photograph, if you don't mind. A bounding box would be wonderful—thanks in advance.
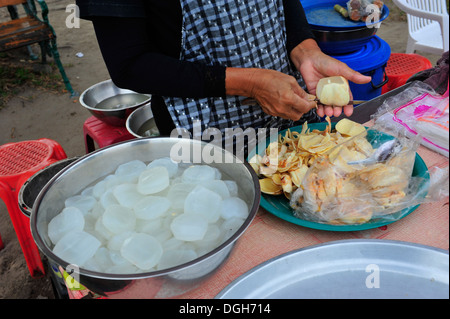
[241,98,367,106]
[313,98,367,106]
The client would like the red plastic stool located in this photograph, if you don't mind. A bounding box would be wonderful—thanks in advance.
[382,53,433,94]
[83,116,135,154]
[0,138,67,278]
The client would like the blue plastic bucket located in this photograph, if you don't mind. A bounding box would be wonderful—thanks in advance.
[331,36,391,102]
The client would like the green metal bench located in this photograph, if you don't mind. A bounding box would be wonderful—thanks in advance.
[0,0,77,97]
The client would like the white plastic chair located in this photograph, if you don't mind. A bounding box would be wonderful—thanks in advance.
[393,0,449,55]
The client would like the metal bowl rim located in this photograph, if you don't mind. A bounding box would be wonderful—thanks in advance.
[30,137,261,281]
[304,3,390,31]
[80,79,151,112]
[18,157,80,218]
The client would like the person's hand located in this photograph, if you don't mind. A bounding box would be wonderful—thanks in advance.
[290,39,372,118]
[225,67,317,121]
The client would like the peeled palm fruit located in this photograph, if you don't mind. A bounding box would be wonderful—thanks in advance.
[316,76,350,107]
[335,118,366,137]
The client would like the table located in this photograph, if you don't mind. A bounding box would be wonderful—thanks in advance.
[182,144,449,299]
[183,82,449,298]
[65,83,448,299]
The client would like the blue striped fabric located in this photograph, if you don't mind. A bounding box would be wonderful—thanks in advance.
[164,0,319,139]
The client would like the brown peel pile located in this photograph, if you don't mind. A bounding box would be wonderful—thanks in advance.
[250,118,412,225]
[249,117,367,200]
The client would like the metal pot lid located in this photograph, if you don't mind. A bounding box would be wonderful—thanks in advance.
[216,239,449,299]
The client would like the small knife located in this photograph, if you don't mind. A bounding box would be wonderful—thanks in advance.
[344,100,367,105]
[313,99,367,106]
[242,98,367,106]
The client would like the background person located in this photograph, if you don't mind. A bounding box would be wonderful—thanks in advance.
[77,0,371,147]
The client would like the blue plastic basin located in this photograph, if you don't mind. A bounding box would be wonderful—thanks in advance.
[301,0,390,31]
[300,0,390,54]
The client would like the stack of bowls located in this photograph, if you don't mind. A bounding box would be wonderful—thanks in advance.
[301,0,390,54]
[301,0,391,101]
[80,79,151,127]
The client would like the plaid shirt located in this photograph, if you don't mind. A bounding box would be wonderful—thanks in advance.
[163,0,319,140]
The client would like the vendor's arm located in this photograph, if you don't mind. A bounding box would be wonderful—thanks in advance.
[224,0,320,121]
[92,16,316,121]
[91,17,226,99]
[282,0,316,53]
[225,68,317,121]
[282,0,372,117]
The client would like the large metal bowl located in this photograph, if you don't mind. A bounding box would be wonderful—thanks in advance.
[80,79,151,127]
[31,138,260,298]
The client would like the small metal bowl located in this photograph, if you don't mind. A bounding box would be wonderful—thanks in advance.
[126,104,160,138]
[80,79,151,127]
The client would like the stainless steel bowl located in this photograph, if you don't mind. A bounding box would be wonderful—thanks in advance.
[80,79,151,127]
[18,157,79,218]
[126,104,160,138]
[31,138,260,298]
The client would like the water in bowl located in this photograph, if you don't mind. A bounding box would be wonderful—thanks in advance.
[95,93,149,110]
[137,117,160,137]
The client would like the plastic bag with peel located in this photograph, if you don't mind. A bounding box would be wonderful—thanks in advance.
[289,112,448,225]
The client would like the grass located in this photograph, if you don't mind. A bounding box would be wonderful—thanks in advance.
[0,52,67,109]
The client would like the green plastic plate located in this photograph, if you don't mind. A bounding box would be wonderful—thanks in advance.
[250,122,430,232]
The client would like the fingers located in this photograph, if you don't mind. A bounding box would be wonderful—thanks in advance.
[262,97,316,121]
[287,91,318,120]
[317,105,341,118]
[249,70,319,121]
[317,104,354,118]
[339,65,372,85]
[256,78,318,121]
[262,93,316,121]
[343,104,354,117]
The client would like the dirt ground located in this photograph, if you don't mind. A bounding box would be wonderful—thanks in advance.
[0,0,444,299]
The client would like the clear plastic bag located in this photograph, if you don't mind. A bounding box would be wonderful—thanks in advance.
[374,81,449,157]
